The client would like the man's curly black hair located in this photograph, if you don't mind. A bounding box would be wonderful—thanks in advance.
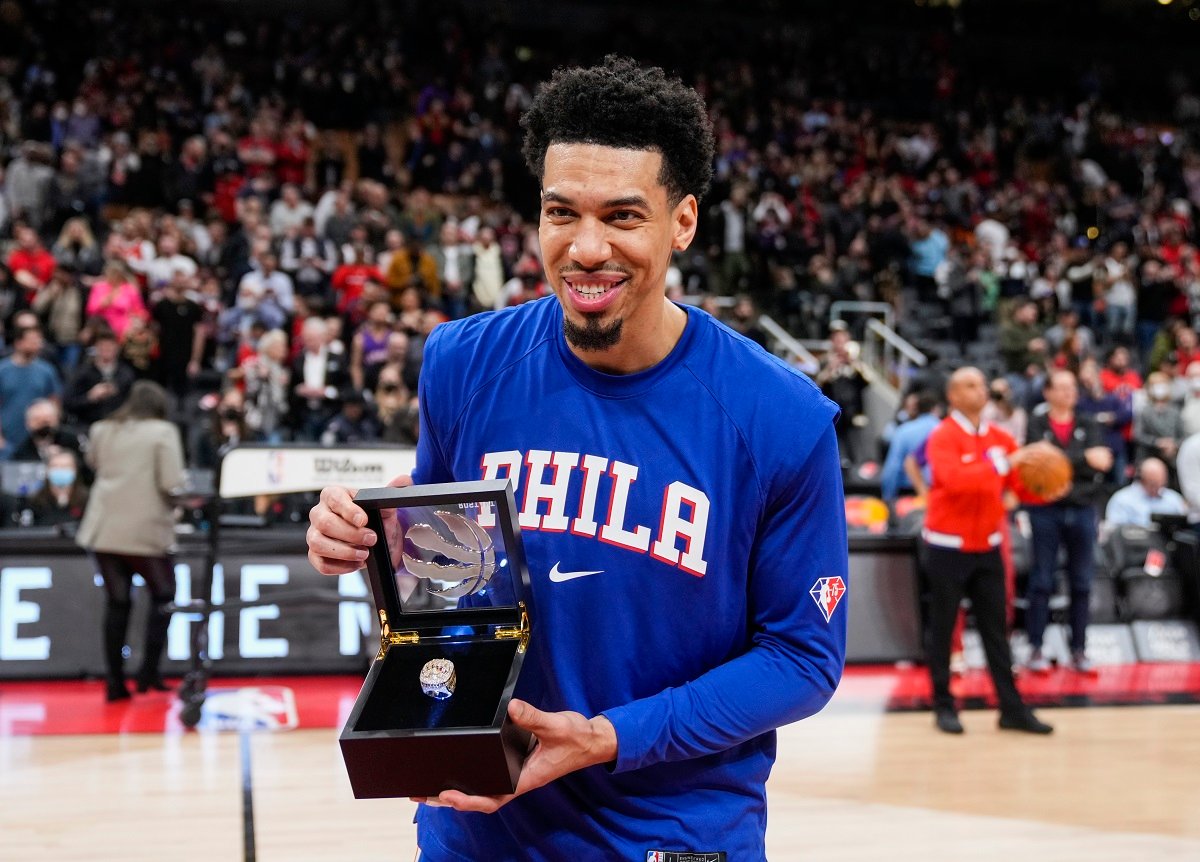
[521,55,715,205]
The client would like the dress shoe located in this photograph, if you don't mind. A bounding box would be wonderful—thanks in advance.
[105,679,132,702]
[135,675,173,694]
[1026,649,1051,674]
[999,710,1054,735]
[935,709,964,735]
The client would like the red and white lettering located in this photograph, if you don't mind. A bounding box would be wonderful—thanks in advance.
[519,450,579,531]
[479,450,523,527]
[570,454,609,537]
[650,482,710,576]
[599,460,651,552]
[477,450,711,578]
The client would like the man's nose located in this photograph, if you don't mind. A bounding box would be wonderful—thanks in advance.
[569,217,611,267]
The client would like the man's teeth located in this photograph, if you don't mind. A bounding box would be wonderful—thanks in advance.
[572,282,617,297]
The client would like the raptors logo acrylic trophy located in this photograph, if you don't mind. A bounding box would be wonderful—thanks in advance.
[402,511,498,598]
[338,480,534,798]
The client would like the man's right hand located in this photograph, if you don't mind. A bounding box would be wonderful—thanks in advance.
[1084,446,1114,473]
[306,475,412,575]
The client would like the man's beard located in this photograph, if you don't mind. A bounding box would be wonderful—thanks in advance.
[563,314,623,352]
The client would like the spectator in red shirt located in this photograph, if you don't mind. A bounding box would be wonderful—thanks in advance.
[7,225,58,302]
[331,246,384,316]
[1098,344,1142,456]
[1168,326,1200,378]
[238,118,278,180]
[275,120,311,188]
[1099,345,1143,396]
[210,131,246,224]
[1157,223,1198,280]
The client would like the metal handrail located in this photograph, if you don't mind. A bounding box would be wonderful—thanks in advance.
[865,318,927,367]
[758,314,820,370]
[861,318,927,395]
[829,301,895,330]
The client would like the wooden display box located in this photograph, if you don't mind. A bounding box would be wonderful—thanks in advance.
[339,480,533,798]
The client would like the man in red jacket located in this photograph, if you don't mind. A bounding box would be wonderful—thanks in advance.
[923,367,1053,735]
[7,225,56,302]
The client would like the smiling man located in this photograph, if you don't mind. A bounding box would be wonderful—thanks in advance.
[539,146,688,366]
[308,56,848,861]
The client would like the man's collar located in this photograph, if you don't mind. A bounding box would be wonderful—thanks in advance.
[950,409,989,436]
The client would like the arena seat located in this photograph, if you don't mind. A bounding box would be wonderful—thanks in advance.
[1105,524,1186,620]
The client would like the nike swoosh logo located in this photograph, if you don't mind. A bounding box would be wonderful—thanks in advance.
[548,562,604,583]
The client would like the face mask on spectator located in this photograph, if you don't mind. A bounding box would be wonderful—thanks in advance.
[48,468,76,488]
[1151,384,1171,400]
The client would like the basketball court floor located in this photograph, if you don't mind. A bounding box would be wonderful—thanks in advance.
[2,665,1199,861]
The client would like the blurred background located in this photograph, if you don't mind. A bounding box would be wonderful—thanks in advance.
[2,0,1199,664]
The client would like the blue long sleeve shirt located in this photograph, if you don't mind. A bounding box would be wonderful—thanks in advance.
[411,298,848,861]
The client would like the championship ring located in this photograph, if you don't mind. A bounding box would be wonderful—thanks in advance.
[419,658,456,700]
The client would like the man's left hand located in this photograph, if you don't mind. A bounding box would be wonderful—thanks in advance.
[411,699,618,814]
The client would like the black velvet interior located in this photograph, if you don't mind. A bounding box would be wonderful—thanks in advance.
[353,639,519,732]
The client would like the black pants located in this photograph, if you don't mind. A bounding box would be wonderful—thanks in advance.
[94,551,176,685]
[1027,503,1096,654]
[922,543,1025,716]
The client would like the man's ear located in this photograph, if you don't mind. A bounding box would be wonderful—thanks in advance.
[672,194,699,252]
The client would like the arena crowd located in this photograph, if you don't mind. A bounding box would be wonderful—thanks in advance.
[1,0,1199,534]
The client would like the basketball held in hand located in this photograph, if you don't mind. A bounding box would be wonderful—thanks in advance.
[1011,441,1072,503]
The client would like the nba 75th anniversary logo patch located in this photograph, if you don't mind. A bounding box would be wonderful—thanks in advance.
[646,852,726,862]
[809,575,846,623]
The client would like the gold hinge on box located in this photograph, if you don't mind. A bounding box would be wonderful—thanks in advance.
[494,603,530,652]
[377,609,419,659]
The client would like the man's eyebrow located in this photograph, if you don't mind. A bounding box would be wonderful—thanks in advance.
[602,195,652,210]
[540,191,653,210]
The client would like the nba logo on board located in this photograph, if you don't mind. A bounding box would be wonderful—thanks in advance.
[647,853,666,862]
[809,576,846,623]
[266,450,285,486]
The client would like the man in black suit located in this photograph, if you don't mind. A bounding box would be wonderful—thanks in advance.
[289,316,349,441]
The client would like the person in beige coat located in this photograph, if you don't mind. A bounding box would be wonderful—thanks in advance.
[76,380,185,701]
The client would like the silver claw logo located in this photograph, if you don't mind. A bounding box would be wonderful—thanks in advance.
[402,511,497,597]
